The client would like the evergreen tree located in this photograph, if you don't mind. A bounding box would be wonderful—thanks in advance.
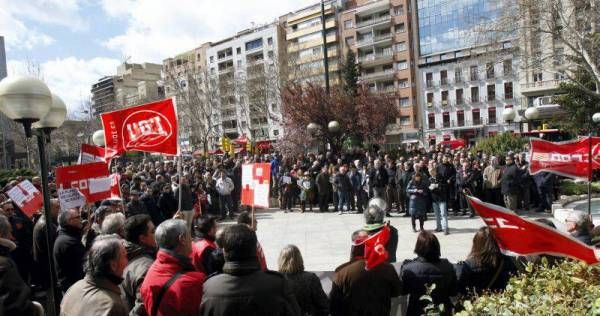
[554,69,600,135]
[342,49,360,96]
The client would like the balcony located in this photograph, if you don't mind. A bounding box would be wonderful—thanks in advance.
[486,72,495,80]
[356,15,391,29]
[360,69,395,81]
[441,100,449,107]
[484,96,496,104]
[454,76,465,85]
[357,50,393,65]
[468,96,482,104]
[520,79,565,95]
[440,78,449,87]
[469,73,479,81]
[356,33,392,47]
[426,80,435,89]
[455,98,465,107]
[217,53,233,61]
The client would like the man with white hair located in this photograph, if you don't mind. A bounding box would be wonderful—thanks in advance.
[565,211,593,245]
[60,235,129,315]
[101,213,126,237]
[54,208,86,293]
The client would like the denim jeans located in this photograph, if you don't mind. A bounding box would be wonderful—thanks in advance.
[338,191,350,212]
[432,200,448,231]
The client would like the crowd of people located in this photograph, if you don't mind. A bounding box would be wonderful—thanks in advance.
[0,145,599,316]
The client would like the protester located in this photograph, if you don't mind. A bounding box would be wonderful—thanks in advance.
[334,165,352,215]
[83,205,113,251]
[429,166,450,235]
[141,183,165,226]
[121,214,157,315]
[406,173,430,232]
[215,170,235,220]
[316,166,331,213]
[278,245,329,316]
[60,235,129,316]
[126,190,147,217]
[400,230,456,316]
[53,208,86,293]
[199,224,300,315]
[482,156,502,205]
[565,210,593,245]
[237,211,267,270]
[363,202,398,262]
[32,198,59,290]
[330,230,401,316]
[0,214,44,316]
[455,226,517,298]
[140,219,205,316]
[101,212,126,237]
[501,155,521,212]
[191,216,220,274]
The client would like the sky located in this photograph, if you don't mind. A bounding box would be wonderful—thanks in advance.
[0,0,316,116]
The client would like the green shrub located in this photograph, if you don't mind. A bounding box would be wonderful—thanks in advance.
[471,132,528,157]
[559,180,600,195]
[0,168,37,187]
[455,260,600,316]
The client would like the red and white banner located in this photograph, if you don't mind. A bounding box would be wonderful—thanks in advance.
[100,98,178,157]
[6,180,43,219]
[466,195,599,265]
[529,137,600,180]
[55,162,111,203]
[110,173,121,200]
[364,225,390,270]
[241,163,271,208]
[77,143,116,164]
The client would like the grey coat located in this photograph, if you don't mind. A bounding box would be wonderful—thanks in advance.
[120,241,156,316]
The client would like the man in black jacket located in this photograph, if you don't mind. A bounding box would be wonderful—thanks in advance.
[199,224,301,315]
[501,155,521,212]
[53,208,86,293]
[369,159,388,199]
[140,183,164,226]
[32,198,60,290]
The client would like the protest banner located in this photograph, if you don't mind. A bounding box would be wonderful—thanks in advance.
[58,188,86,210]
[529,137,600,180]
[241,163,271,208]
[6,180,43,219]
[55,162,111,203]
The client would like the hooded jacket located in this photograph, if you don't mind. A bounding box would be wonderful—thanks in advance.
[120,240,156,316]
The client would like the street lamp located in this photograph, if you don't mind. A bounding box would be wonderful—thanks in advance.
[328,120,340,133]
[586,112,600,217]
[307,122,320,135]
[0,76,65,316]
[502,107,516,132]
[92,129,106,147]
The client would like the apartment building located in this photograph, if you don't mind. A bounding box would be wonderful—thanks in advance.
[413,0,521,146]
[91,62,162,116]
[339,0,420,146]
[279,0,345,86]
[206,23,282,145]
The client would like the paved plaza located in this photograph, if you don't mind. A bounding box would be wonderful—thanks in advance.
[245,208,554,271]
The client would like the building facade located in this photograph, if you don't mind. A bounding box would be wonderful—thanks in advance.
[339,0,420,146]
[91,62,162,116]
[205,23,283,145]
[413,0,521,146]
[279,0,344,86]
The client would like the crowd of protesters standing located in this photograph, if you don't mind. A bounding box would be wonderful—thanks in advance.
[0,144,598,316]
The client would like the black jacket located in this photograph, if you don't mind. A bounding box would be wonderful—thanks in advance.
[140,193,164,226]
[200,260,301,316]
[175,183,194,211]
[334,173,352,193]
[126,200,147,217]
[32,216,57,289]
[400,257,457,316]
[0,242,35,316]
[429,175,449,202]
[501,163,521,195]
[455,255,517,296]
[283,271,329,316]
[158,191,178,219]
[53,226,86,293]
[370,166,389,189]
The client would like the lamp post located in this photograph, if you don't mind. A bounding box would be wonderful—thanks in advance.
[0,76,66,316]
[502,107,516,132]
[92,129,106,147]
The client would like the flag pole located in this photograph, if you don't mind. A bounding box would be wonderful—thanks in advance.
[251,204,255,231]
[178,153,183,213]
[588,130,592,218]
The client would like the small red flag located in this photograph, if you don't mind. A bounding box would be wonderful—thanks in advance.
[55,162,111,203]
[362,225,390,270]
[100,98,178,157]
[529,137,600,180]
[240,163,271,208]
[466,195,599,265]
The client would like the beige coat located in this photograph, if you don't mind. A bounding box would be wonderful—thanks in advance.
[60,275,128,316]
[483,165,502,189]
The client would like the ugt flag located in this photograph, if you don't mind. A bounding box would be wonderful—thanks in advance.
[100,98,178,157]
[55,162,111,203]
[529,137,600,180]
[466,195,599,265]
[241,163,271,208]
[78,143,116,164]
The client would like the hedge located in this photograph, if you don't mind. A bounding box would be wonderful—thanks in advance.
[0,168,37,187]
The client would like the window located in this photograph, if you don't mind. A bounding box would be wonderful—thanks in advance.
[210,56,214,63]
[395,23,405,33]
[503,60,512,75]
[427,93,433,107]
[397,60,408,70]
[237,47,241,54]
[210,67,215,74]
[400,116,411,126]
[398,79,409,88]
[455,68,463,83]
[533,73,542,82]
[486,62,495,79]
[345,36,355,45]
[456,89,464,105]
[471,86,479,102]
[399,97,410,107]
[395,41,407,52]
[298,31,322,43]
[344,20,353,28]
[245,38,263,51]
[273,129,279,136]
[237,60,242,67]
[470,65,478,81]
[440,70,448,85]
[473,109,481,125]
[487,84,495,101]
[428,113,435,129]
[393,5,404,15]
[426,73,433,88]
[441,91,448,106]
[457,110,465,126]
[504,82,513,100]
[268,51,274,58]
[271,103,277,111]
[443,112,450,128]
[267,37,273,45]
[488,107,497,124]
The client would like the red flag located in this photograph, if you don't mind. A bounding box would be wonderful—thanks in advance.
[110,173,122,200]
[100,98,178,157]
[529,137,600,180]
[6,180,43,219]
[241,163,271,208]
[78,143,116,164]
[466,195,599,265]
[55,162,111,203]
[363,225,390,270]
